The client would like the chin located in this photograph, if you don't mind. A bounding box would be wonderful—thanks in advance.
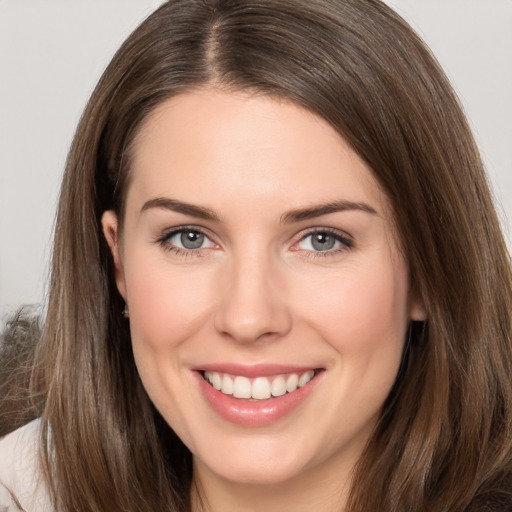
[191,431,323,486]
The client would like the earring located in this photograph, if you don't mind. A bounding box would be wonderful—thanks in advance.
[122,305,129,318]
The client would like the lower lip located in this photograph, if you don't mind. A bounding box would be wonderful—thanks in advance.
[194,371,323,427]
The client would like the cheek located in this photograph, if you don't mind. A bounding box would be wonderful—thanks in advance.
[124,254,218,355]
[122,254,218,430]
[298,259,410,431]
[299,257,410,364]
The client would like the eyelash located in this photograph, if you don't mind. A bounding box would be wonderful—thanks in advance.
[154,226,215,258]
[291,228,354,260]
[154,226,354,258]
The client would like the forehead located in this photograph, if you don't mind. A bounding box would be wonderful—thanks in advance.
[126,89,387,216]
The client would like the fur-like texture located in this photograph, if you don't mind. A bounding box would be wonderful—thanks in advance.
[0,306,42,438]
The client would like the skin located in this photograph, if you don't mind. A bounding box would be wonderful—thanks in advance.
[103,89,426,512]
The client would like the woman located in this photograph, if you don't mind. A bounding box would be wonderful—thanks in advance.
[1,0,512,510]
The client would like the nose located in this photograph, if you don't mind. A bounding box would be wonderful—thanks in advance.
[214,251,292,344]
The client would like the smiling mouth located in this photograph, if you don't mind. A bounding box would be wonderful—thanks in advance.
[202,370,321,400]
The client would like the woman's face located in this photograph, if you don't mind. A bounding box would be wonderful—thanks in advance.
[103,89,424,488]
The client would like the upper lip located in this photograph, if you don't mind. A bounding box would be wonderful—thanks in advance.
[192,363,321,378]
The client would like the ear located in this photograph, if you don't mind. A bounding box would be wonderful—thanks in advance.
[101,210,127,300]
[410,296,427,322]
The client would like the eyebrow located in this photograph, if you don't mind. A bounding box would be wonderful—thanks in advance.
[140,197,219,221]
[140,197,378,223]
[280,200,378,223]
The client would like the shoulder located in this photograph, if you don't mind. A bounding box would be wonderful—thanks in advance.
[0,419,53,511]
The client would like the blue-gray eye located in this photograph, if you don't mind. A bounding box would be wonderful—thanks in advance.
[181,231,204,249]
[168,230,214,250]
[297,231,348,252]
[310,233,336,251]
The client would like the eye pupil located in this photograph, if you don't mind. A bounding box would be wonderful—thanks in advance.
[311,233,336,251]
[180,231,204,249]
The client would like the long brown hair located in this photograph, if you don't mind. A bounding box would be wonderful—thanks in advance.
[29,0,512,510]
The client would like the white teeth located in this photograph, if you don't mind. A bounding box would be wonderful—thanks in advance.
[221,374,233,395]
[233,376,252,399]
[204,370,317,400]
[286,373,299,392]
[252,377,271,399]
[271,376,287,397]
[211,372,222,390]
[298,370,315,388]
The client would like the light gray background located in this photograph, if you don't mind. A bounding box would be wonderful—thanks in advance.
[1,0,511,323]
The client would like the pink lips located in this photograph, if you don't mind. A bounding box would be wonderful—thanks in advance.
[193,364,323,427]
